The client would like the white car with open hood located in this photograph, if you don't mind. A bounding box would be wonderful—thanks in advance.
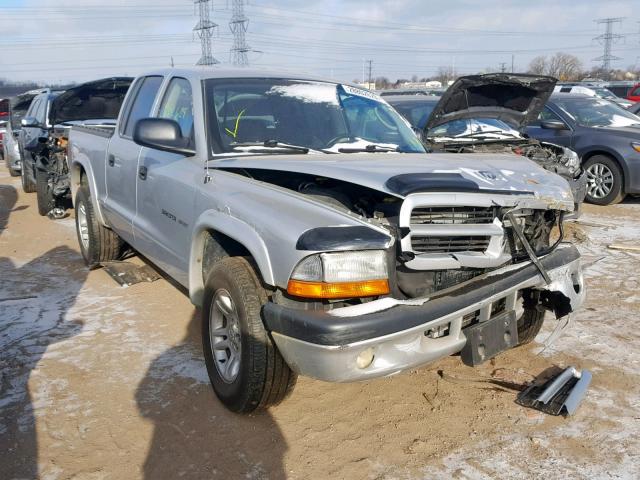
[68,68,585,413]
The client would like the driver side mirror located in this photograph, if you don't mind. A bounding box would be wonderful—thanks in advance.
[540,119,569,131]
[133,118,195,156]
[21,116,40,128]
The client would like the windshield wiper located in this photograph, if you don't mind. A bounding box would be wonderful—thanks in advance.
[338,144,399,153]
[230,140,331,154]
[453,129,520,139]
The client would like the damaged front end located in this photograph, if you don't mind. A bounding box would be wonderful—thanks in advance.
[255,167,585,382]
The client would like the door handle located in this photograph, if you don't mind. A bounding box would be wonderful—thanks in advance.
[108,154,115,167]
[138,165,148,181]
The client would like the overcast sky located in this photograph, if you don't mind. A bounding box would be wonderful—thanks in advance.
[1,0,639,85]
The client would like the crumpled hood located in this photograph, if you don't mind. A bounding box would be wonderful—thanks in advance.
[50,77,133,126]
[212,152,575,210]
[424,73,557,132]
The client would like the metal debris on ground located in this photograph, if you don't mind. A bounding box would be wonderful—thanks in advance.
[100,261,162,287]
[608,244,640,253]
[516,366,592,416]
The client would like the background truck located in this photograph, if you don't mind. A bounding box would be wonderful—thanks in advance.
[19,78,132,217]
[68,68,585,413]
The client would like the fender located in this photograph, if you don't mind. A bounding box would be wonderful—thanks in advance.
[188,209,275,307]
[69,155,109,227]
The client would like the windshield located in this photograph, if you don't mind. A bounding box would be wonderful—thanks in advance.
[592,88,617,100]
[554,97,640,127]
[205,79,425,154]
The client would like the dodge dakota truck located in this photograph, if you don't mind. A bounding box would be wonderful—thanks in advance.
[68,69,585,413]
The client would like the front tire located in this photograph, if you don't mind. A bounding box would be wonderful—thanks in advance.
[517,308,546,345]
[584,155,625,205]
[202,257,296,413]
[20,158,36,193]
[36,169,55,216]
[75,183,123,268]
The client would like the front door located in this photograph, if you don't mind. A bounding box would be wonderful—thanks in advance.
[525,106,573,148]
[133,77,197,285]
[103,75,164,243]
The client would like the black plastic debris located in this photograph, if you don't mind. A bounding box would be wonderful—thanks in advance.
[516,366,592,416]
[101,261,161,287]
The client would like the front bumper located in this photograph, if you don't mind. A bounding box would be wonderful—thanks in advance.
[263,245,585,382]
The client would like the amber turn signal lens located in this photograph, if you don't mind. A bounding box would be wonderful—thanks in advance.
[287,279,390,299]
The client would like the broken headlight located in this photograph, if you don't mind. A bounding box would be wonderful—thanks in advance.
[560,148,580,174]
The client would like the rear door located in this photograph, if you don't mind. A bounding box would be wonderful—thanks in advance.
[133,77,198,284]
[525,105,573,148]
[103,75,163,244]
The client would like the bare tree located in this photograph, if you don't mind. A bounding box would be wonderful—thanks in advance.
[435,66,457,85]
[528,56,547,75]
[547,53,583,81]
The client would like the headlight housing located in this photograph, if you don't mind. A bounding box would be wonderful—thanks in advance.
[560,148,580,173]
[287,250,389,299]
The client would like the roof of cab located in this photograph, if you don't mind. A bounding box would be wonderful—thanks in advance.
[140,67,353,86]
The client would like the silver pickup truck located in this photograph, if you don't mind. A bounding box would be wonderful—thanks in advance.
[68,68,585,413]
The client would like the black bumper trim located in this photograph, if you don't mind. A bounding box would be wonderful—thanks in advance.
[263,246,580,346]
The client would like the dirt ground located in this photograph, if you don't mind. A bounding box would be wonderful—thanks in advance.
[1,167,639,480]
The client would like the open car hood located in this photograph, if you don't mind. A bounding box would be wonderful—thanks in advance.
[50,77,133,126]
[424,73,557,132]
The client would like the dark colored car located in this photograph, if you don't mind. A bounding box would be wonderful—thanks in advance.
[386,74,587,214]
[526,93,640,205]
[19,77,133,217]
[3,90,43,176]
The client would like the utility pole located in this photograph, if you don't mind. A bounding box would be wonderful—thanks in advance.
[511,54,515,73]
[593,17,624,76]
[499,62,507,73]
[194,0,219,66]
[230,0,250,66]
[367,60,373,88]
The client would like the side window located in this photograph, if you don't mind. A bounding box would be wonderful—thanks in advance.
[118,77,143,136]
[157,78,194,142]
[631,86,640,97]
[26,98,41,118]
[123,76,164,137]
[35,98,48,124]
[534,106,563,125]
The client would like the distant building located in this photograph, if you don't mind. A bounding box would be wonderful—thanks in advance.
[401,80,443,89]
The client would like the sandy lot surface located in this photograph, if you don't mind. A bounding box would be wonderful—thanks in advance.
[1,168,639,480]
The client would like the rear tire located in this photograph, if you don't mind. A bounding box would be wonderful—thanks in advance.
[202,257,296,413]
[75,183,123,268]
[9,167,20,177]
[20,158,36,193]
[36,169,55,216]
[584,155,625,205]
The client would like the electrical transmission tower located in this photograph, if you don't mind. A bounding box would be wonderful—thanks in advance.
[230,0,250,66]
[593,17,624,73]
[194,0,219,66]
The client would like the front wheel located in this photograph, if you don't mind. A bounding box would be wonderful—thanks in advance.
[36,169,55,216]
[584,155,625,205]
[202,257,296,413]
[20,158,36,193]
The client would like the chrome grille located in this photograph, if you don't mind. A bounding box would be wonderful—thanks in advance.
[410,206,496,225]
[411,235,492,253]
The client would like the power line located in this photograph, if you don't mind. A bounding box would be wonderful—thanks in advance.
[229,0,250,66]
[593,17,625,73]
[193,0,219,66]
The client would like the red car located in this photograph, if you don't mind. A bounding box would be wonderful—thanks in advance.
[627,83,640,103]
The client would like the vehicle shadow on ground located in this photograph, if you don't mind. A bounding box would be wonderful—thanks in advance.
[136,310,288,479]
[0,184,88,479]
